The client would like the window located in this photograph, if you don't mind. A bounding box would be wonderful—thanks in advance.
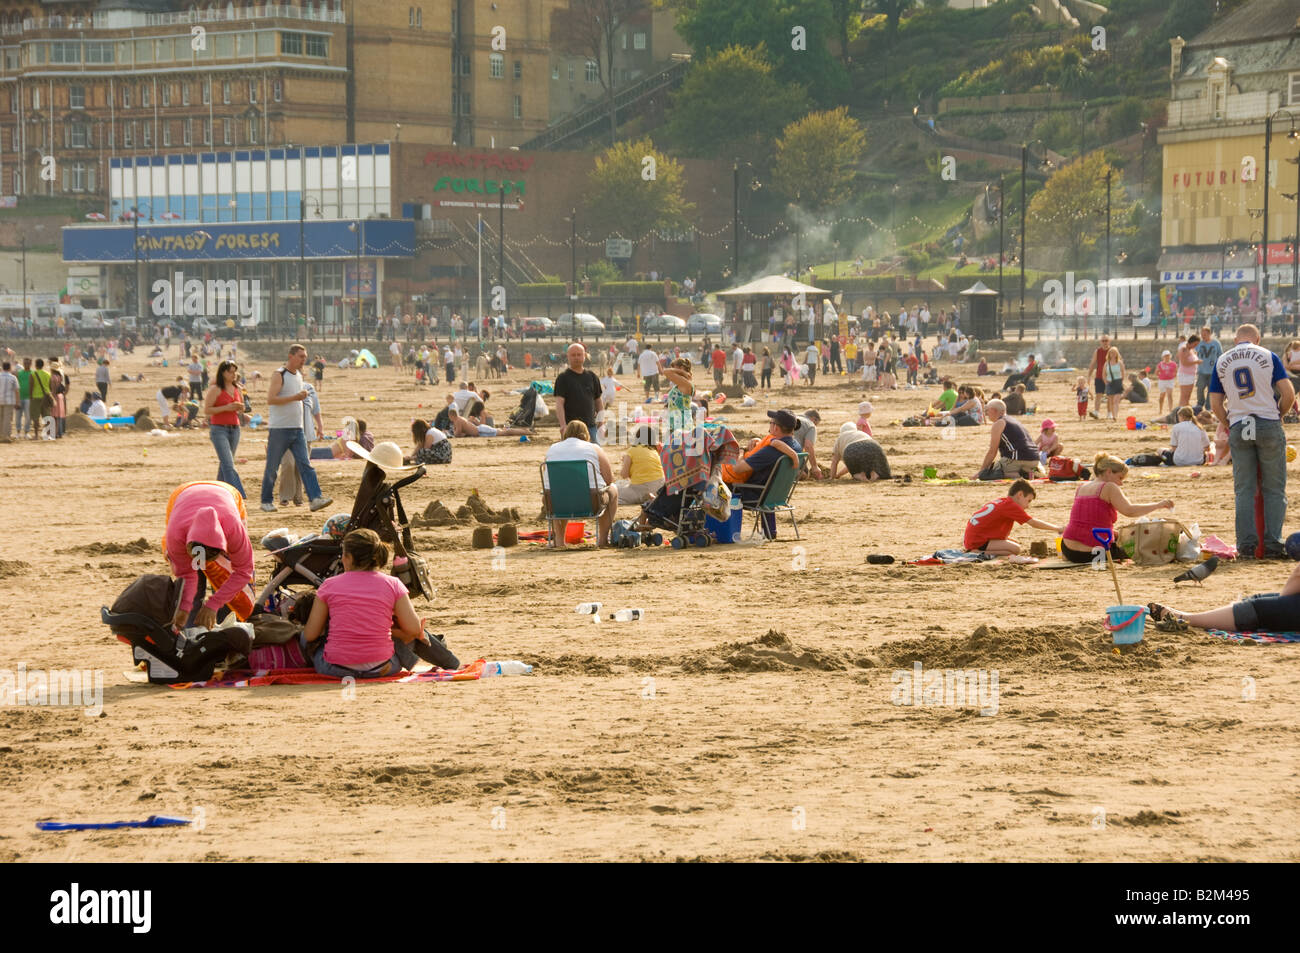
[512,94,521,119]
[247,115,258,143]
[182,83,190,106]
[305,35,327,57]
[66,122,89,148]
[458,54,471,76]
[272,79,282,102]
[585,60,598,83]
[1291,72,1300,107]
[249,80,257,103]
[11,169,19,195]
[222,80,231,104]
[141,84,151,107]
[123,122,133,148]
[513,60,522,80]
[203,117,213,145]
[122,86,131,108]
[202,78,211,105]
[183,117,193,146]
[143,122,151,147]
[456,91,471,116]
[281,31,302,55]
[65,162,87,192]
[69,85,85,109]
[161,84,171,107]
[32,88,40,110]
[567,63,574,81]
[416,7,422,28]
[162,122,171,147]
[223,117,232,144]
[633,32,646,51]
[450,5,458,35]
[86,41,113,64]
[621,33,627,50]
[51,41,81,64]
[9,91,17,113]
[551,65,559,81]
[409,6,415,27]
[490,53,503,79]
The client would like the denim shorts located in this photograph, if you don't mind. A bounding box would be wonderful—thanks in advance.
[1232,592,1300,632]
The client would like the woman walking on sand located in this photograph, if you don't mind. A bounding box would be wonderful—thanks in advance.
[203,360,247,497]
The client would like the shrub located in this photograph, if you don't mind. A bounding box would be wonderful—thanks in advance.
[518,283,567,298]
[597,281,666,298]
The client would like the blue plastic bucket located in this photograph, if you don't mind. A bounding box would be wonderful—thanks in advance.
[1106,605,1147,644]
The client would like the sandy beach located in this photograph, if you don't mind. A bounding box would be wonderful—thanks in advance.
[1,342,1297,862]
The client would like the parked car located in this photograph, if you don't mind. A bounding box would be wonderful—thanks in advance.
[556,312,605,334]
[686,312,723,334]
[521,316,556,337]
[644,313,686,333]
[191,316,220,335]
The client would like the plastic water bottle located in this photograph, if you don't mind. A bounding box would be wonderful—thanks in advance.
[575,602,602,615]
[483,660,533,677]
[610,608,644,622]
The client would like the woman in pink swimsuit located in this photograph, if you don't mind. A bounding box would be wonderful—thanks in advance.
[1061,453,1174,563]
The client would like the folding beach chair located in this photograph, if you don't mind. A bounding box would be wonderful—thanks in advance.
[736,452,806,540]
[540,460,612,545]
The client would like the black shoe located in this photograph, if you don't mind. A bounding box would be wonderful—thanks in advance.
[1264,546,1288,561]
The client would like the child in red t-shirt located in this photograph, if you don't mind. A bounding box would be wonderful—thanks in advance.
[963,479,1062,555]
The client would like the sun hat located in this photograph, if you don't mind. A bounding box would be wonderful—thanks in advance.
[858,400,874,415]
[346,440,418,473]
[1040,418,1056,431]
[1161,349,1171,357]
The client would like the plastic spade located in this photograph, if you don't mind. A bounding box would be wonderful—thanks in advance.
[1092,528,1124,605]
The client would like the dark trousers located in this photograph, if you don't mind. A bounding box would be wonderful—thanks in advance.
[97,381,109,400]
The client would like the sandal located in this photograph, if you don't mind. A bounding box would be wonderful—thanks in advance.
[1147,602,1175,623]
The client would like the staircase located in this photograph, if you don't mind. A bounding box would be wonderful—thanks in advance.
[913,112,1066,178]
[423,218,545,287]
[521,58,691,152]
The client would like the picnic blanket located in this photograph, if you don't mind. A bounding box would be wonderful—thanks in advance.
[661,422,740,495]
[907,549,998,565]
[164,658,487,689]
[922,477,1053,487]
[1208,630,1300,644]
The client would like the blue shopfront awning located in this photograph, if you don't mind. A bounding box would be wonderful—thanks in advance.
[62,218,416,264]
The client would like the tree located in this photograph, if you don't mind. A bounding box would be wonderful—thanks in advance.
[828,0,864,67]
[1028,152,1134,269]
[868,0,916,41]
[670,0,850,105]
[664,45,809,158]
[772,107,867,211]
[555,0,644,145]
[585,139,695,260]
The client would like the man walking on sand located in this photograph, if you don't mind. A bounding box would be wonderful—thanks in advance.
[259,344,332,514]
[1084,333,1111,419]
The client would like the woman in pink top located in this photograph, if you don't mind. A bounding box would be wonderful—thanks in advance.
[162,481,254,630]
[1155,349,1178,416]
[302,529,425,678]
[1175,334,1200,410]
[1060,453,1174,563]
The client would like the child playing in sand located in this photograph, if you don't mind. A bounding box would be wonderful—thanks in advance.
[1037,419,1062,463]
[963,479,1063,556]
[1075,377,1089,422]
[856,400,874,436]
[1211,417,1231,466]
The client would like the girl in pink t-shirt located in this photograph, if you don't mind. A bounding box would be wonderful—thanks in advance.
[1155,351,1178,416]
[303,529,425,677]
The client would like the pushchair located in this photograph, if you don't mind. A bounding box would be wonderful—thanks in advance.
[255,461,434,613]
[635,419,740,549]
[508,384,540,429]
[638,482,711,548]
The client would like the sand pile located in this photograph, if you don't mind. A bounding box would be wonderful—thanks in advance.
[0,560,30,578]
[457,491,521,524]
[412,500,463,527]
[134,415,157,431]
[64,413,99,433]
[874,622,1170,671]
[60,538,153,556]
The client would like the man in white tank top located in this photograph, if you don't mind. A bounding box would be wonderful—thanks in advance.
[259,344,332,513]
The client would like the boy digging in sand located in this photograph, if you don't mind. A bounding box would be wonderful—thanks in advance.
[963,479,1063,556]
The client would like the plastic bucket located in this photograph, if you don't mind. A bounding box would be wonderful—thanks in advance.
[1105,605,1146,644]
[1125,415,1136,430]
[564,522,585,544]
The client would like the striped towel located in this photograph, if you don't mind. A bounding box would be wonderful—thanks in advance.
[168,658,486,689]
[1208,630,1300,644]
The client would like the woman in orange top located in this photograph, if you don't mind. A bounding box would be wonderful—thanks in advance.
[203,359,247,497]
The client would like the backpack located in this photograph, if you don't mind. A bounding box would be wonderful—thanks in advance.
[1047,456,1090,481]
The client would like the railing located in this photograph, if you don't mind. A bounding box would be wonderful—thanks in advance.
[1167,91,1276,128]
[521,58,690,151]
[15,4,345,34]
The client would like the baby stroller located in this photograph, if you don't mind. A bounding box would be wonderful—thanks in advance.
[508,384,540,429]
[256,462,434,613]
[638,483,711,548]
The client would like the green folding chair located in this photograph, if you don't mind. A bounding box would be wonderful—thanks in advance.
[737,452,805,540]
[539,459,610,545]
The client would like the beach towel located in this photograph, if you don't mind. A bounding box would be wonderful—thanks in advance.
[1207,630,1300,644]
[164,658,487,689]
[906,549,998,565]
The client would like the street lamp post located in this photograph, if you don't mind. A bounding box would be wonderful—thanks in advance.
[732,162,740,282]
[348,219,365,338]
[128,201,154,322]
[1262,109,1299,303]
[998,174,1005,331]
[1105,169,1112,337]
[1019,145,1027,337]
[18,235,26,329]
[299,195,322,340]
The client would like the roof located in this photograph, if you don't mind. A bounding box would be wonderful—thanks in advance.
[715,275,830,298]
[957,281,999,296]
[1186,0,1300,47]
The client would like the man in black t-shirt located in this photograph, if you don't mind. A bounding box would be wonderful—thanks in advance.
[553,342,602,439]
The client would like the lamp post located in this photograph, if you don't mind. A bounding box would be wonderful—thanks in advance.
[348,219,365,337]
[998,174,1005,331]
[1018,140,1050,340]
[17,235,26,329]
[1287,149,1300,320]
[1080,100,1088,157]
[1105,168,1112,337]
[127,201,154,322]
[498,183,505,339]
[1262,109,1299,303]
[732,162,740,283]
[299,195,322,340]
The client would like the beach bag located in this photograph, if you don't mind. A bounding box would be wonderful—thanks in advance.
[1127,452,1166,468]
[1047,456,1089,481]
[1116,519,1189,565]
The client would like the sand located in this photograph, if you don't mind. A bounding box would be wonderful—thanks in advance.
[1,346,1297,862]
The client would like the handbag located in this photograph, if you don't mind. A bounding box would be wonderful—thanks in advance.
[1116,519,1191,565]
